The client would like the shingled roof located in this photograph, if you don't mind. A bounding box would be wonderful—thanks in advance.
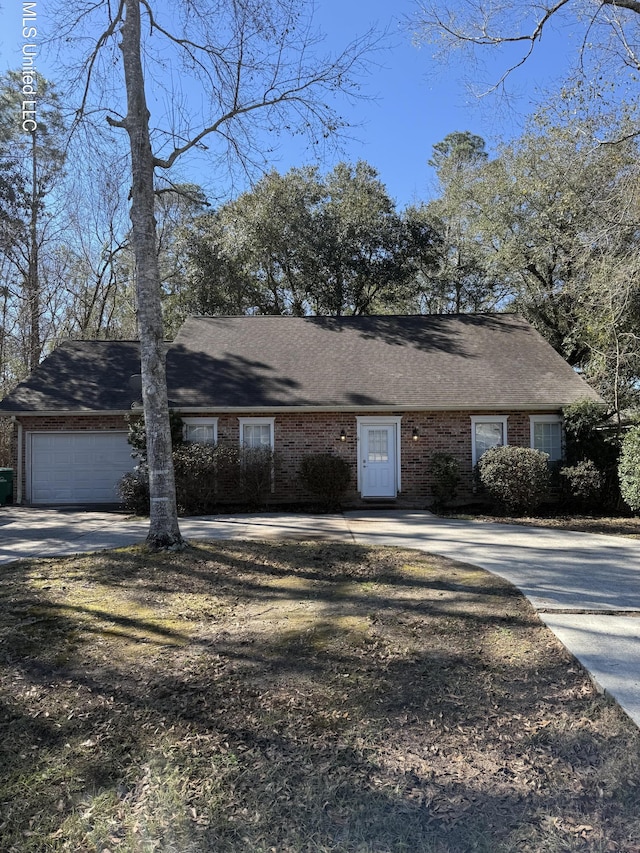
[0,340,142,413]
[0,314,602,413]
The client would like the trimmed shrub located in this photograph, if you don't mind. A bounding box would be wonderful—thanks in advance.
[173,443,242,515]
[429,452,461,512]
[560,460,603,511]
[298,453,352,510]
[119,443,277,515]
[174,444,278,514]
[619,425,640,513]
[477,445,550,515]
[118,465,150,515]
[241,446,278,510]
[210,445,244,505]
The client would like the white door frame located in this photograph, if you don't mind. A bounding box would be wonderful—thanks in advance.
[356,416,402,498]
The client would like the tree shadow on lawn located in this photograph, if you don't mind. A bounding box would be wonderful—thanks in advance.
[1,541,640,852]
[55,539,529,624]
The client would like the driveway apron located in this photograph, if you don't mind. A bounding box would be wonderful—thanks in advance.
[0,508,147,564]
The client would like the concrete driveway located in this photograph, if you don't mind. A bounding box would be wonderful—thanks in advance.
[1,506,639,728]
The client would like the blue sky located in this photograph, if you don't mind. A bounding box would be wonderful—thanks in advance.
[291,0,572,205]
[1,0,573,207]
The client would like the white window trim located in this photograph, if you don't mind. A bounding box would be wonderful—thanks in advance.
[238,417,276,493]
[356,415,402,495]
[182,417,218,444]
[530,415,563,462]
[238,417,275,450]
[470,416,509,466]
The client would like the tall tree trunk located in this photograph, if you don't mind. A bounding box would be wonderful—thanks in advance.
[28,131,40,371]
[119,0,182,548]
[0,285,8,388]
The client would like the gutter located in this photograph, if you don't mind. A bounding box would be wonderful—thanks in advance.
[0,398,594,417]
[170,404,571,414]
[0,401,570,418]
[0,409,135,417]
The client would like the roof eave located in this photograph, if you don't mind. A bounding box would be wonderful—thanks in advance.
[164,401,587,414]
[3,397,603,418]
[0,409,135,417]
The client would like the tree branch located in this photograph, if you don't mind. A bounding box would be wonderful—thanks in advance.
[151,30,375,170]
[138,0,225,60]
[72,0,126,129]
[603,0,640,13]
[414,0,640,102]
[417,0,573,48]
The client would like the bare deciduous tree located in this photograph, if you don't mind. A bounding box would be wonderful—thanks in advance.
[0,72,66,383]
[52,0,379,547]
[412,0,640,111]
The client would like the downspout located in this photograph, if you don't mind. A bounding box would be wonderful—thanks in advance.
[13,418,23,504]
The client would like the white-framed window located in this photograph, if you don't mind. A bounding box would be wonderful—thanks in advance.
[238,417,275,450]
[182,417,218,444]
[238,417,275,493]
[530,415,563,462]
[471,416,508,466]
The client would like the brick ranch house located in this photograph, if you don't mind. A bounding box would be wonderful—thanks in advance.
[0,314,603,508]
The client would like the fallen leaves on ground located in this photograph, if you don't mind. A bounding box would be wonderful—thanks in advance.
[1,541,639,852]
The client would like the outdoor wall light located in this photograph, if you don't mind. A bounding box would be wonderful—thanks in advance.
[412,427,419,441]
[339,429,347,442]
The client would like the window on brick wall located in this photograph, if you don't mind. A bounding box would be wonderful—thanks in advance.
[238,417,275,450]
[238,417,276,493]
[183,418,218,444]
[471,416,508,466]
[530,415,563,462]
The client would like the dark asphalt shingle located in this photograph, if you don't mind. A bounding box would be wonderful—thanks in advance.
[0,314,602,413]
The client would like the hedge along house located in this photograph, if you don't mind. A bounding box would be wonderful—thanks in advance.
[0,314,603,508]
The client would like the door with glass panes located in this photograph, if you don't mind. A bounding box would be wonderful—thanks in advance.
[361,424,397,498]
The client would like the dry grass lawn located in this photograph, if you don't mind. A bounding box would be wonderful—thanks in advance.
[1,540,640,852]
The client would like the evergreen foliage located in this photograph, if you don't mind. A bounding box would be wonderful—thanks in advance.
[562,399,621,511]
[429,452,461,512]
[477,446,550,515]
[119,442,277,515]
[126,410,185,462]
[619,426,640,514]
[559,460,604,511]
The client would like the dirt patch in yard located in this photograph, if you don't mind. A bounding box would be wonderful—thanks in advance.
[1,541,639,852]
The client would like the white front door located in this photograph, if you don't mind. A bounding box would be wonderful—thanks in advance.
[361,424,397,498]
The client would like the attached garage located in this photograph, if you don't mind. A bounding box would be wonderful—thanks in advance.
[28,432,134,505]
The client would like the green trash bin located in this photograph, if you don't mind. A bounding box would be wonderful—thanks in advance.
[0,468,13,505]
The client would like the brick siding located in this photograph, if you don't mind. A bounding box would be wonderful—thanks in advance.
[12,409,559,507]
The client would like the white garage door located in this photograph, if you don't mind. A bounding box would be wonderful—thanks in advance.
[29,432,135,504]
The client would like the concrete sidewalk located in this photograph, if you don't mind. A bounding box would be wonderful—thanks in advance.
[1,506,639,727]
